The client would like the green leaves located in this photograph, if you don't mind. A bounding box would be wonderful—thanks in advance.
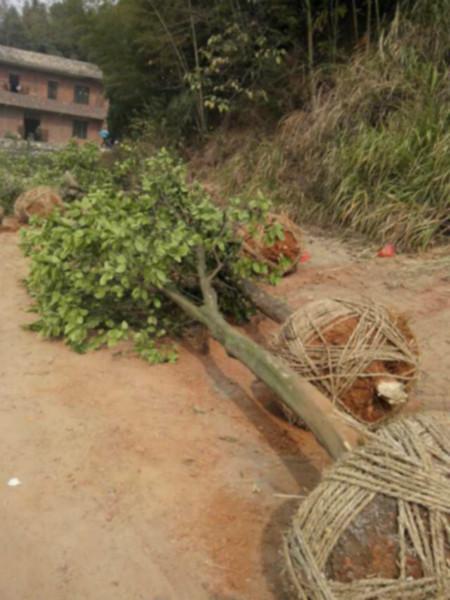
[21,147,278,362]
[21,148,276,361]
[115,255,127,273]
[0,141,112,217]
[186,21,285,116]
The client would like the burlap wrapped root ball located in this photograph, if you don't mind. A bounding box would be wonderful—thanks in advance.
[284,411,450,599]
[240,212,303,275]
[14,186,64,224]
[272,298,418,426]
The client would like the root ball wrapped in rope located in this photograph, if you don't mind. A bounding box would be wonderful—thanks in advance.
[240,212,303,275]
[284,411,450,599]
[14,186,64,224]
[272,298,418,426]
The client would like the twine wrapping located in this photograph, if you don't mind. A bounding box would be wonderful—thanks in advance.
[272,298,418,425]
[284,411,450,599]
[14,186,64,224]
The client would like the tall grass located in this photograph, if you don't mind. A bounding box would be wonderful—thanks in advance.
[320,97,449,248]
[204,6,450,250]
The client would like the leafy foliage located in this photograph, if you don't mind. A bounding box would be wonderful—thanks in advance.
[21,149,283,361]
[201,6,450,250]
[0,142,111,213]
[85,0,397,135]
[0,0,90,58]
[186,22,285,115]
[0,0,420,136]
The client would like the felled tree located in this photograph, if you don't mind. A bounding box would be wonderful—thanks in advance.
[21,149,450,599]
[22,150,359,459]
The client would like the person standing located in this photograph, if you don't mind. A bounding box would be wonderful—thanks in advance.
[99,127,111,147]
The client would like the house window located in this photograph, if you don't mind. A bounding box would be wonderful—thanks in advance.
[9,73,21,93]
[74,84,90,104]
[72,120,88,139]
[48,80,58,100]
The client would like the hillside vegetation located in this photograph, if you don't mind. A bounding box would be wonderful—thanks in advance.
[0,0,448,249]
[193,5,450,249]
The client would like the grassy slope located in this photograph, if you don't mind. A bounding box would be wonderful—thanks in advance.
[195,11,449,251]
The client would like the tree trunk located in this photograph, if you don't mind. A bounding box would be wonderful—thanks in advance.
[352,0,359,43]
[305,0,315,102]
[164,286,362,460]
[238,279,293,323]
[330,0,338,63]
[187,0,207,134]
[374,0,381,38]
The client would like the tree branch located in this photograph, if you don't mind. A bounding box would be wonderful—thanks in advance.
[196,245,219,310]
[238,278,293,323]
[148,0,189,77]
[163,285,363,460]
[187,0,207,133]
[208,259,224,283]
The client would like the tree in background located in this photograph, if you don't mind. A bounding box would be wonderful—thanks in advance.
[0,0,29,48]
[47,0,90,59]
[0,0,89,56]
[0,1,436,137]
[81,0,398,136]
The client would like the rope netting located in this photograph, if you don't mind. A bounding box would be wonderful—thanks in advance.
[272,298,419,425]
[14,186,64,224]
[284,411,450,599]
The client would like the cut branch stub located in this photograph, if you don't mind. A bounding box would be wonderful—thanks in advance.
[272,298,419,427]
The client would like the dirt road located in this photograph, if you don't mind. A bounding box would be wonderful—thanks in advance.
[0,230,449,600]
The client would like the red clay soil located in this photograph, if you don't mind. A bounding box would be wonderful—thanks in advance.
[0,228,449,600]
[327,495,427,582]
[308,314,418,424]
[259,229,300,266]
[242,214,302,273]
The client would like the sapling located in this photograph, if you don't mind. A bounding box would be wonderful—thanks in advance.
[22,149,360,458]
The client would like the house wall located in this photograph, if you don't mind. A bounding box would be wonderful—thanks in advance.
[40,113,102,143]
[0,65,106,108]
[0,105,103,144]
[0,105,22,137]
[0,64,106,144]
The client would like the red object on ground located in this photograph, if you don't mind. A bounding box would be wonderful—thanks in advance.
[300,251,311,263]
[377,243,396,258]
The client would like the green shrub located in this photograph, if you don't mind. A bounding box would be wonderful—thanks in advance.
[320,96,450,248]
[21,149,281,361]
[207,9,450,250]
[0,142,116,214]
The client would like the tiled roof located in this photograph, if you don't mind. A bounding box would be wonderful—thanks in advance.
[0,89,107,120]
[0,45,103,81]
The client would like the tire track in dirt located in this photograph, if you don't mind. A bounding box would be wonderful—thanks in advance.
[0,232,322,600]
[1,230,448,599]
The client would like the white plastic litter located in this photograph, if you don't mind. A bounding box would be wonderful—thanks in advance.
[7,478,21,487]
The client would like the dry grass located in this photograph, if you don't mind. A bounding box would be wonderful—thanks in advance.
[200,8,450,250]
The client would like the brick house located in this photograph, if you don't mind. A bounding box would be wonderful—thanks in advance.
[0,44,108,144]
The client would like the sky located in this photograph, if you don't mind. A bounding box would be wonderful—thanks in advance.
[8,0,54,8]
